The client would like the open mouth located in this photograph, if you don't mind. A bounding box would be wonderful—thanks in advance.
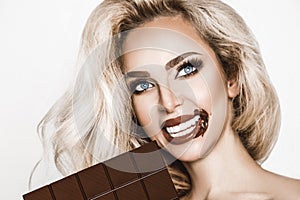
[162,109,209,144]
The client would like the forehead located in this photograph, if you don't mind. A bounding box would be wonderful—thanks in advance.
[122,16,218,71]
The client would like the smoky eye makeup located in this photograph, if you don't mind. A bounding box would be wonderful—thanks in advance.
[127,78,156,95]
[175,56,203,79]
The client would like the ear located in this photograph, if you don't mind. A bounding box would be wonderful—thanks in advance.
[227,79,239,98]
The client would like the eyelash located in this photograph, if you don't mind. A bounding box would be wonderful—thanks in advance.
[130,80,155,95]
[130,57,203,94]
[175,57,202,78]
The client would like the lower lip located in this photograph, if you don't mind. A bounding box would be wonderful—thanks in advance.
[162,119,203,145]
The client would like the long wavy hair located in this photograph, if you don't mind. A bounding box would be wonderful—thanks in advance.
[30,0,281,197]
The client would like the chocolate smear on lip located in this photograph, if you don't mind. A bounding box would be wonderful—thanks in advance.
[162,108,210,145]
[194,109,209,137]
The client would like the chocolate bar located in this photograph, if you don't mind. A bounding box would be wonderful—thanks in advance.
[23,141,179,200]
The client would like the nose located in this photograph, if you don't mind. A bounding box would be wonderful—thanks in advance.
[159,85,182,113]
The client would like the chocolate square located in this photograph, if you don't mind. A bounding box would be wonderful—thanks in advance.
[77,163,111,199]
[50,175,84,200]
[92,192,116,200]
[23,186,53,200]
[104,153,139,188]
[143,169,178,200]
[115,181,148,200]
[131,142,165,176]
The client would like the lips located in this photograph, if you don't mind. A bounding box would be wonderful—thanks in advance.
[162,109,209,144]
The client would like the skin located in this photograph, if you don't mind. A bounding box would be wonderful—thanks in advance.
[123,16,300,200]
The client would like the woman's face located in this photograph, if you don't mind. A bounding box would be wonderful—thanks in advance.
[123,16,231,161]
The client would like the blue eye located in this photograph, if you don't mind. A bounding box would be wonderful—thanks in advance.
[184,65,193,73]
[176,63,197,78]
[134,81,154,93]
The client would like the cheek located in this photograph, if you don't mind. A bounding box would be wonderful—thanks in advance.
[132,94,164,139]
[132,95,153,126]
[174,74,212,113]
[183,76,212,113]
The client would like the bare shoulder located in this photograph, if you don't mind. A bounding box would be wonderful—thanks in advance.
[263,170,300,199]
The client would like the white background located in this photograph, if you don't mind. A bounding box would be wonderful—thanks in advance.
[0,0,300,199]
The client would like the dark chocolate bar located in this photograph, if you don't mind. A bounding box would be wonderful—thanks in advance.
[23,141,179,200]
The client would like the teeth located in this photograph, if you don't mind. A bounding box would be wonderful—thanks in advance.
[166,115,200,137]
[170,125,196,137]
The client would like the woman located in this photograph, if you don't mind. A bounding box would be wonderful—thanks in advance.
[30,0,300,199]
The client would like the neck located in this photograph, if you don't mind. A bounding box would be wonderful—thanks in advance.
[183,127,264,199]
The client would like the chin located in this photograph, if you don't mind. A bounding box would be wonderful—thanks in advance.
[173,137,210,162]
[152,132,211,162]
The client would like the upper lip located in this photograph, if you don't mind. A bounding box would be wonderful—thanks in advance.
[162,114,196,129]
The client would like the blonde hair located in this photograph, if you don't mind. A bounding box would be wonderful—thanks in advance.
[32,0,280,197]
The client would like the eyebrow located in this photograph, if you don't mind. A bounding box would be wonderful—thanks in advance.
[165,52,202,70]
[125,71,150,78]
